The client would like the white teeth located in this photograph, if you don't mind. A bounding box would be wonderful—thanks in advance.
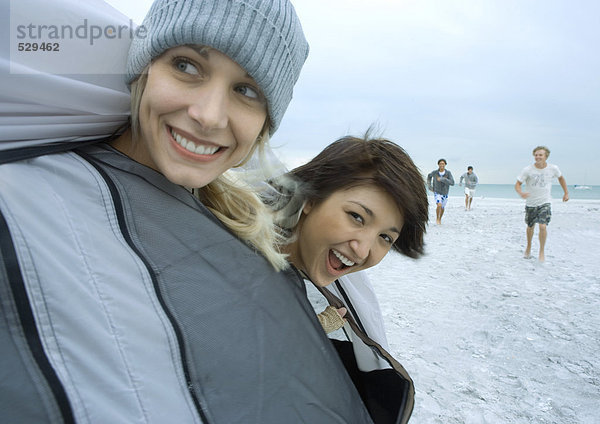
[195,144,218,155]
[333,250,355,267]
[170,128,219,155]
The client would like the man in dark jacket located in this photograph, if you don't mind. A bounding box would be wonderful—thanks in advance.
[427,158,455,225]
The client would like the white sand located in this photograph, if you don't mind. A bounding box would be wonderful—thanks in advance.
[367,197,600,424]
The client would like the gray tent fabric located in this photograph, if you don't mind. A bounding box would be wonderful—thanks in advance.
[0,63,130,146]
[0,144,374,423]
[0,0,131,150]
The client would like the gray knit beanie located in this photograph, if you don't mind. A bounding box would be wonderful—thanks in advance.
[126,0,309,134]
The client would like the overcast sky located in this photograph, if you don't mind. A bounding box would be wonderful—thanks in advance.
[108,0,600,184]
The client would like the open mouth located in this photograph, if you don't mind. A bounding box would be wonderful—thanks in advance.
[329,249,355,271]
[170,127,221,155]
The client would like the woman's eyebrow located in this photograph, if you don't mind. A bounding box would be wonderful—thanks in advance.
[186,45,253,79]
[350,200,401,235]
[186,45,210,59]
[350,200,373,217]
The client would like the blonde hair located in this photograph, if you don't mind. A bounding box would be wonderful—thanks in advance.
[129,70,147,143]
[196,168,289,271]
[533,146,550,157]
[128,63,288,271]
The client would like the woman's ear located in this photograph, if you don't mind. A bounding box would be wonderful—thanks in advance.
[302,200,314,215]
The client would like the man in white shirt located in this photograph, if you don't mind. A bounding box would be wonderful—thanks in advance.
[515,146,569,262]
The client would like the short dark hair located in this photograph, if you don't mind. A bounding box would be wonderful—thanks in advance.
[438,158,447,165]
[467,166,473,170]
[290,135,428,258]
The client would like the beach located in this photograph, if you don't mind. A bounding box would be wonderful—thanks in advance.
[368,196,600,423]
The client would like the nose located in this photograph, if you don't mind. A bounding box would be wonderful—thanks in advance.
[349,236,373,264]
[187,82,229,130]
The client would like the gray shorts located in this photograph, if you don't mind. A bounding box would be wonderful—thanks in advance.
[525,203,552,227]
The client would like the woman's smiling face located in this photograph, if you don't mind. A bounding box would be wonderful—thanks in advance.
[290,184,403,287]
[131,45,268,188]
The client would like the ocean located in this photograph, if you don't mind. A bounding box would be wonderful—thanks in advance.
[447,184,599,200]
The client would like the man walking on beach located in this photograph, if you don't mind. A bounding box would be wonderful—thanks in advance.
[427,159,455,225]
[459,166,478,211]
[515,146,569,262]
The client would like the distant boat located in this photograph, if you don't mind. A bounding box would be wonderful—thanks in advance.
[574,185,592,190]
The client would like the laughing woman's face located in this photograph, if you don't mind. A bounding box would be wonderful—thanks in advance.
[289,185,403,286]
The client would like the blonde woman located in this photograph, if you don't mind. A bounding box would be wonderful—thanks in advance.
[0,1,374,422]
